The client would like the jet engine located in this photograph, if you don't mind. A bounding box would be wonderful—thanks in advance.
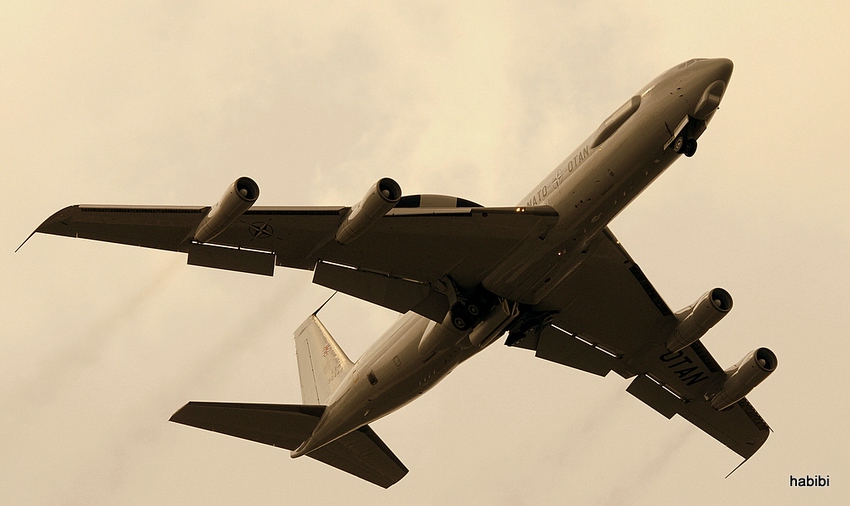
[335,178,402,245]
[666,288,733,352]
[193,177,260,243]
[710,347,777,410]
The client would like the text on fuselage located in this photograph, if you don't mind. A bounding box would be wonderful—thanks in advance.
[526,145,590,206]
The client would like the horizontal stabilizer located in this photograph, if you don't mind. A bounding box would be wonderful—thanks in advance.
[309,424,409,488]
[170,402,324,449]
[170,402,408,488]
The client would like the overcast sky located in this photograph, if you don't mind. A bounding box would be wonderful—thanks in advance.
[2,1,848,504]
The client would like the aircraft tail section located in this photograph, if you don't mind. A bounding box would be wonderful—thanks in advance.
[294,314,354,404]
[170,402,408,488]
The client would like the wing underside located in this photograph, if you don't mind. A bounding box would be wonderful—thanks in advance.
[34,203,559,320]
[512,227,771,459]
[34,201,771,459]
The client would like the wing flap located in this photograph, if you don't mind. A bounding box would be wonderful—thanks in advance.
[534,325,620,377]
[312,260,450,321]
[626,373,683,419]
[187,243,276,276]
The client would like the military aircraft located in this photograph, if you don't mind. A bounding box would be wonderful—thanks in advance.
[31,58,776,488]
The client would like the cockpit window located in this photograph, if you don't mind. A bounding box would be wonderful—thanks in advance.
[681,58,707,68]
[660,58,708,77]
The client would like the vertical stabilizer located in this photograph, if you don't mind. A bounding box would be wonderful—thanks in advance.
[294,314,354,404]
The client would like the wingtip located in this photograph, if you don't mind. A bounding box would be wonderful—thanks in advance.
[168,402,193,423]
[33,205,81,237]
[15,204,81,252]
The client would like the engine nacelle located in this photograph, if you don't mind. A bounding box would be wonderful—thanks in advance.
[710,347,777,410]
[666,288,733,352]
[335,178,402,245]
[194,177,260,243]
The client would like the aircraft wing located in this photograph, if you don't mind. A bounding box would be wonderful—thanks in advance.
[509,227,771,459]
[35,203,559,321]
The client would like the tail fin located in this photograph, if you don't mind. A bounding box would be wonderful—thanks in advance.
[294,314,354,404]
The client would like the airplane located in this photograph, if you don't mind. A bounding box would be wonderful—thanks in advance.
[29,58,776,488]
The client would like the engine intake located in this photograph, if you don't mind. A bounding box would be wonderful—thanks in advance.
[335,178,402,245]
[666,288,733,352]
[194,177,259,243]
[710,347,777,410]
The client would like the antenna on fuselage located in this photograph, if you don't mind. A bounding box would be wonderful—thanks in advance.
[313,291,338,316]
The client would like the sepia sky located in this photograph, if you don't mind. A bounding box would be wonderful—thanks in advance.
[2,2,849,504]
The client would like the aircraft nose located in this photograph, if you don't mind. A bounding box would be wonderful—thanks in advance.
[691,58,733,120]
[706,58,734,84]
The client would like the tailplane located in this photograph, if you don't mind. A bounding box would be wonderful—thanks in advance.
[294,313,353,404]
[170,402,407,488]
[168,310,409,487]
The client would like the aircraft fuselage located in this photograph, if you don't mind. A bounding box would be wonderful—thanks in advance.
[293,58,734,458]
